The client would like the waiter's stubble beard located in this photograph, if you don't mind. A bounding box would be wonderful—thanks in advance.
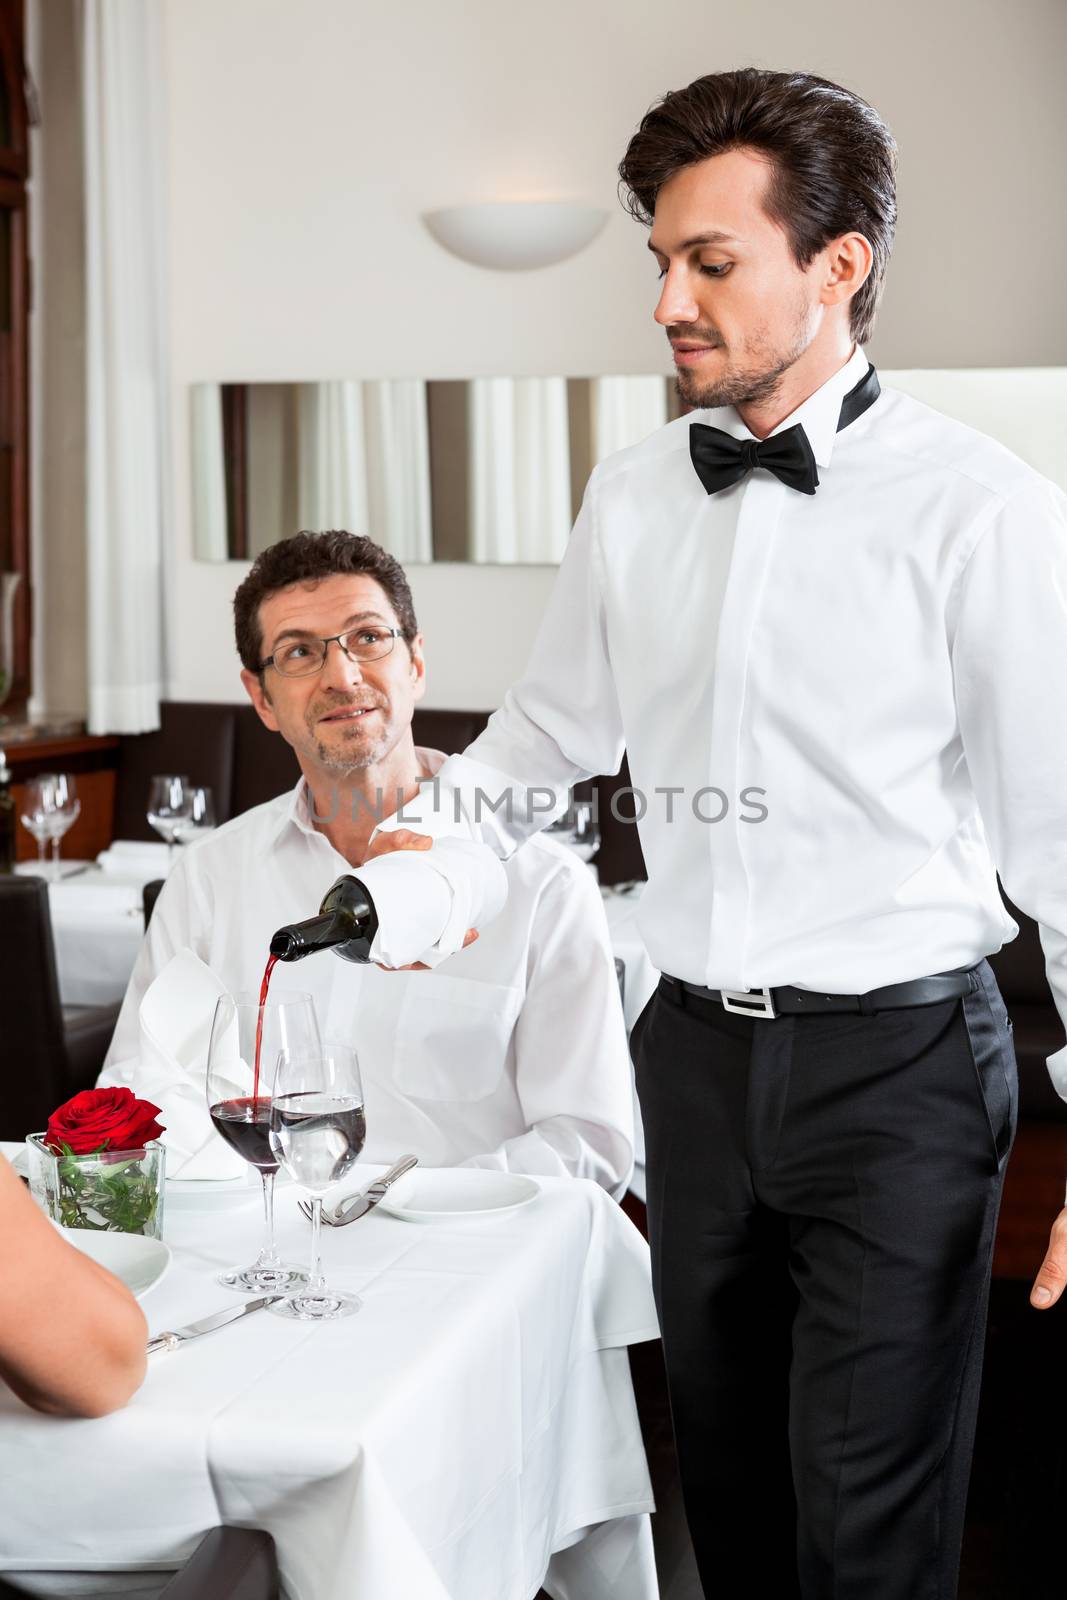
[674,295,818,411]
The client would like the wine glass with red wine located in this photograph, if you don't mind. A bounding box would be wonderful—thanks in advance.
[268,1043,365,1321]
[206,990,321,1292]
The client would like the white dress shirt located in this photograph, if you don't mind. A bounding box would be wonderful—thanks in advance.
[101,751,635,1195]
[382,344,1067,1097]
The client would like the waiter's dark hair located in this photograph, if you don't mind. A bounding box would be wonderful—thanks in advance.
[618,67,897,345]
[233,530,419,673]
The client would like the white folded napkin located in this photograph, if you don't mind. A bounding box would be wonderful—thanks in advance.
[96,840,173,880]
[136,949,248,1180]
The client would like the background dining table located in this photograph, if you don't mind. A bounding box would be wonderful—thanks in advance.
[0,1148,661,1600]
[15,848,169,1008]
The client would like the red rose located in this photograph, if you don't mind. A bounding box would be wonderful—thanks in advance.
[45,1087,165,1156]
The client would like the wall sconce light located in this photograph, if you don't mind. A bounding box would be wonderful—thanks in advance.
[421,201,609,271]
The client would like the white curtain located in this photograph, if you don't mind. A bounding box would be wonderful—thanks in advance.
[591,377,669,464]
[297,381,370,535]
[189,384,229,563]
[363,380,433,563]
[83,0,170,733]
[468,378,571,563]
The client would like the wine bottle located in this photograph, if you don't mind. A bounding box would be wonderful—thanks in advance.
[0,750,14,874]
[269,874,379,965]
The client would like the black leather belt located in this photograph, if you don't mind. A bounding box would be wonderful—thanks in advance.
[659,964,982,1020]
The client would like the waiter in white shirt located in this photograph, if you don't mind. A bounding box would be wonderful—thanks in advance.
[101,531,634,1197]
[369,66,1067,1600]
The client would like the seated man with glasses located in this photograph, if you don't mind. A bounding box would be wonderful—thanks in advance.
[101,530,634,1194]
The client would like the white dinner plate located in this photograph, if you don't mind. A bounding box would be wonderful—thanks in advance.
[375,1168,540,1223]
[60,1227,171,1299]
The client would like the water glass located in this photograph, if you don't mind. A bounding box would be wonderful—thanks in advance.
[269,1043,365,1321]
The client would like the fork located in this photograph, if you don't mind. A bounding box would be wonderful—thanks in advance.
[298,1155,418,1226]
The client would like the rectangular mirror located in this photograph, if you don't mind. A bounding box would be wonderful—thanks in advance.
[191,377,686,564]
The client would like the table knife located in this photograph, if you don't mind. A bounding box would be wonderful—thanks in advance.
[146,1294,281,1354]
[333,1154,419,1225]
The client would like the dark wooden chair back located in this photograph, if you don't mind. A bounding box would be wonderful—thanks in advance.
[0,877,69,1139]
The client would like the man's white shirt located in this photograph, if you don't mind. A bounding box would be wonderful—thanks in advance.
[100,752,635,1196]
[383,343,1067,1097]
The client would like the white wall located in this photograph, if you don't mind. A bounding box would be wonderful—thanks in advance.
[155,0,1067,708]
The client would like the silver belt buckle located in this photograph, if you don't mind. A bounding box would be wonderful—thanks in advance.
[719,986,777,1020]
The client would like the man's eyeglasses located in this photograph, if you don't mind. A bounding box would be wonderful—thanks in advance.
[259,626,404,679]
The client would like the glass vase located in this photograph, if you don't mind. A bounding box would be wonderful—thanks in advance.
[25,1133,166,1239]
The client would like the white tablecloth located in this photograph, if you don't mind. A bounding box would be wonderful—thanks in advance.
[17,859,160,1009]
[0,1156,661,1600]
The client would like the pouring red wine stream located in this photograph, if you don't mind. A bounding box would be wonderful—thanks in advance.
[209,876,379,1164]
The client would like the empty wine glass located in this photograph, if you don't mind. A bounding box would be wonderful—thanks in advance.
[47,774,80,878]
[173,785,216,845]
[269,1043,365,1321]
[19,773,80,881]
[20,775,55,875]
[206,990,321,1293]
[147,775,193,862]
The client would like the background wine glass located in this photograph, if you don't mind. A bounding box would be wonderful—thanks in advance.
[269,1043,365,1321]
[206,990,321,1293]
[173,785,216,846]
[545,798,601,865]
[47,774,80,878]
[19,774,57,874]
[19,773,80,880]
[146,774,193,862]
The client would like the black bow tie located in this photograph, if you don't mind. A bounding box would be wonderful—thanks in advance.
[689,362,881,498]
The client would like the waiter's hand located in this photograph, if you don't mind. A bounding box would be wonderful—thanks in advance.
[365,827,479,970]
[365,826,434,862]
[1030,1205,1067,1308]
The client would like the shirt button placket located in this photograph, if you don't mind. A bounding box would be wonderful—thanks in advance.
[705,473,787,988]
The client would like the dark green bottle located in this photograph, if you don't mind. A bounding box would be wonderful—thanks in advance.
[269,874,379,965]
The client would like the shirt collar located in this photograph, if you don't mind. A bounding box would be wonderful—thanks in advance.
[708,342,871,471]
[267,777,317,848]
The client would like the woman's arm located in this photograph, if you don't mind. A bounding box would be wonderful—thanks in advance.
[0,1155,148,1416]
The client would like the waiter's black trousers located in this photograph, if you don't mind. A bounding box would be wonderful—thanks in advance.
[631,959,1017,1600]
